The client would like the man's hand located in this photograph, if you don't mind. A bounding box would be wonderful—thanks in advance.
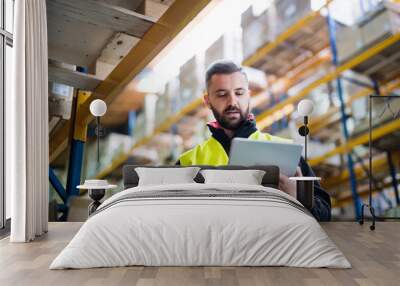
[279,167,303,198]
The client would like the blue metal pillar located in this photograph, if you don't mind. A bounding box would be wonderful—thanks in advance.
[49,167,67,203]
[64,67,88,198]
[49,167,70,221]
[65,139,84,198]
[327,13,362,219]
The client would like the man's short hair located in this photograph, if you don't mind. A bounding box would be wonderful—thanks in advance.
[205,60,248,90]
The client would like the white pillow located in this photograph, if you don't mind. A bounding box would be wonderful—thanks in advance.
[200,169,266,185]
[135,167,201,186]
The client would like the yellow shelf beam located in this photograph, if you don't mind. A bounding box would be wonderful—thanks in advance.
[256,33,400,130]
[49,0,213,163]
[309,78,400,133]
[309,119,400,166]
[242,0,332,67]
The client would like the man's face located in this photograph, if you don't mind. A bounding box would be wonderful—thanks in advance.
[205,71,250,130]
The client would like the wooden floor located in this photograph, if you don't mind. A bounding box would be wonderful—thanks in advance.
[0,222,399,286]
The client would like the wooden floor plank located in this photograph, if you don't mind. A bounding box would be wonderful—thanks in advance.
[0,222,399,286]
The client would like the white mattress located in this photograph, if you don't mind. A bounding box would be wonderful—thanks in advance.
[50,183,351,269]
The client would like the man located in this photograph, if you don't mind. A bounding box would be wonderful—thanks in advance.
[176,60,331,221]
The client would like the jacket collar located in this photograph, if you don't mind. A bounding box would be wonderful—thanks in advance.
[206,113,258,154]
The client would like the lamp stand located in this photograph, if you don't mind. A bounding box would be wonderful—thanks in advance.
[298,116,309,164]
[304,116,308,164]
[293,115,321,209]
[95,116,103,170]
[88,188,106,215]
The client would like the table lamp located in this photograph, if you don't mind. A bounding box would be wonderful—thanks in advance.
[89,99,107,168]
[77,99,116,215]
[290,99,320,209]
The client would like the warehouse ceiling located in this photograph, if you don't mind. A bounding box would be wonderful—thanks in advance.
[48,0,213,163]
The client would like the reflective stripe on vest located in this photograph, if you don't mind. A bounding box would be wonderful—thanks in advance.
[179,130,292,166]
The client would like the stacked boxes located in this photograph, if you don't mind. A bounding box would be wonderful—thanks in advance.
[167,76,181,113]
[205,33,242,68]
[241,6,272,60]
[361,6,400,47]
[131,94,158,138]
[336,23,364,63]
[241,0,313,61]
[155,76,180,128]
[274,0,312,35]
[337,3,400,63]
[179,56,205,107]
[154,94,170,127]
[144,94,158,136]
[133,111,146,140]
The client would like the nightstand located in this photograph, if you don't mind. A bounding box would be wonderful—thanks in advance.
[289,177,321,209]
[77,180,117,215]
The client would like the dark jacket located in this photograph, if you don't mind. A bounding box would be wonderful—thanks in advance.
[176,117,331,221]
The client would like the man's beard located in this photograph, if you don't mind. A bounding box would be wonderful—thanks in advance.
[210,103,250,130]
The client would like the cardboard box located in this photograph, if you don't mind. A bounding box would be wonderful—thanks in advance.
[241,7,272,60]
[361,7,400,47]
[155,94,172,127]
[204,33,242,69]
[165,76,181,113]
[179,56,204,107]
[154,76,184,128]
[133,111,146,140]
[274,0,312,35]
[336,23,364,63]
[337,4,400,63]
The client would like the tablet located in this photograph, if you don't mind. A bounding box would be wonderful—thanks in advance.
[229,138,303,176]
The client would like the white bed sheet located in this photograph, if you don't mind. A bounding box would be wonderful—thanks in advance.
[50,183,350,269]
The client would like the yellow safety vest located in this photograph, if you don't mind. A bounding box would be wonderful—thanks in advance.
[179,130,292,166]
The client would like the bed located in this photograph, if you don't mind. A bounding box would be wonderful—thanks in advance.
[50,165,350,269]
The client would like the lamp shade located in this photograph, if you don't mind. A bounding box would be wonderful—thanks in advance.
[297,99,314,116]
[90,99,107,117]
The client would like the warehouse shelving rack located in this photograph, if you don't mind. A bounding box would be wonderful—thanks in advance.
[93,0,400,220]
[255,34,400,129]
[94,1,333,179]
[48,0,213,220]
[250,3,400,219]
